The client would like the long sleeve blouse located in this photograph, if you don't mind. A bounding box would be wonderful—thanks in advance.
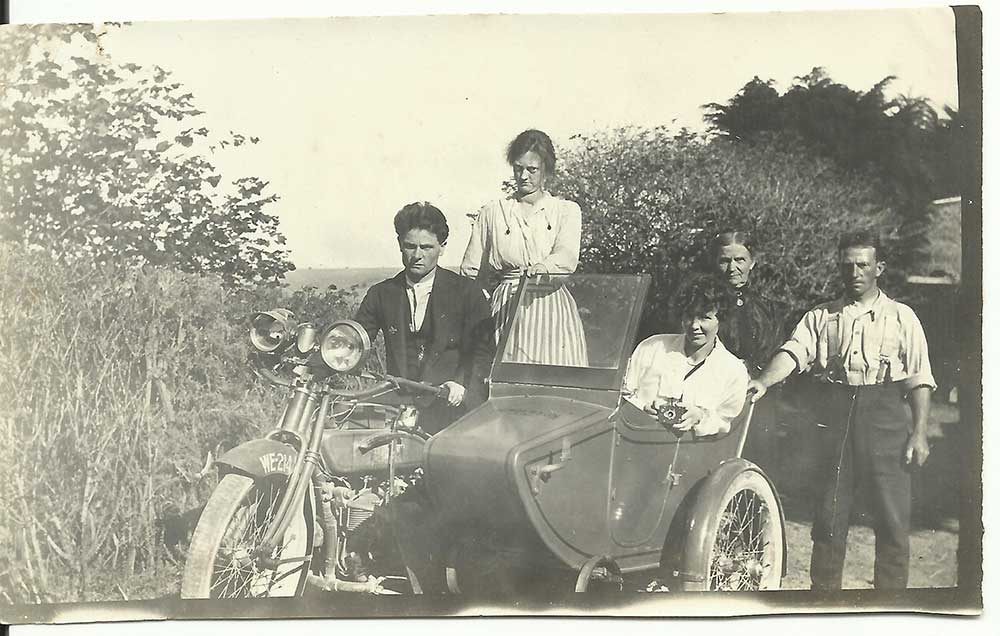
[622,335,749,437]
[460,194,581,283]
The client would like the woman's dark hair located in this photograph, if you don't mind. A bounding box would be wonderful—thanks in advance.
[506,129,557,175]
[393,201,450,244]
[838,229,883,262]
[671,273,731,324]
[712,230,755,256]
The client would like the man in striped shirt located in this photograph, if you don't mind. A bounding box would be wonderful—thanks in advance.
[748,230,935,590]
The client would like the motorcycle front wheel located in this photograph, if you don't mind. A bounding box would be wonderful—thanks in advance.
[181,473,313,599]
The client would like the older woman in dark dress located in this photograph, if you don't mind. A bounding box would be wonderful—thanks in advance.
[710,231,789,472]
[711,231,788,375]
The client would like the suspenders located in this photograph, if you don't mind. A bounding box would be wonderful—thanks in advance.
[824,313,844,383]
[875,303,900,385]
[822,299,900,385]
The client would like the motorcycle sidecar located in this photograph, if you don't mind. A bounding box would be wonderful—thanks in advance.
[423,273,786,593]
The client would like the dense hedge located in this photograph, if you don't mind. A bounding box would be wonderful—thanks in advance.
[551,128,904,337]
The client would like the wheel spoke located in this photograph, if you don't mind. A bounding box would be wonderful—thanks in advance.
[199,479,309,598]
[708,482,779,591]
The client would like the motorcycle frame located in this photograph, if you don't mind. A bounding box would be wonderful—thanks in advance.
[250,373,418,591]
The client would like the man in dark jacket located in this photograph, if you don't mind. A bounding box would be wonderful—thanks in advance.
[354,201,494,433]
[346,202,494,591]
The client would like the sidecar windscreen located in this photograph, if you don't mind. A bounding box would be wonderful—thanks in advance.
[492,274,649,391]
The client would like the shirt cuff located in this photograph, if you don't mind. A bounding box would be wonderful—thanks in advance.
[900,373,937,393]
[693,410,731,437]
[778,343,808,373]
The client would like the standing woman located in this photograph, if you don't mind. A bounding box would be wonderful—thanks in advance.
[710,230,788,474]
[711,231,787,375]
[460,129,587,366]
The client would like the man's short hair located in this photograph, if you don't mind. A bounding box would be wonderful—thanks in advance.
[838,229,883,261]
[394,202,450,244]
[671,273,730,323]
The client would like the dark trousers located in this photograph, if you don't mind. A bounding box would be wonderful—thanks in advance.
[809,382,912,590]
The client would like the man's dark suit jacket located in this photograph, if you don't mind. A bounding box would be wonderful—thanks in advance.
[354,267,495,420]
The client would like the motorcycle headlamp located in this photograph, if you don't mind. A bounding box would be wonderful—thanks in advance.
[319,320,371,373]
[249,309,297,353]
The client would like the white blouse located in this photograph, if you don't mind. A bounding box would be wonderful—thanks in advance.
[622,335,750,436]
[460,193,582,280]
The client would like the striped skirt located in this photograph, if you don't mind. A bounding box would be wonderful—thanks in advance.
[491,278,589,367]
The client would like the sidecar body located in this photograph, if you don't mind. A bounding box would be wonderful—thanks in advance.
[423,274,786,590]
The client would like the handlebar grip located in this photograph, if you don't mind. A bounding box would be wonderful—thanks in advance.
[387,375,448,398]
[249,352,293,387]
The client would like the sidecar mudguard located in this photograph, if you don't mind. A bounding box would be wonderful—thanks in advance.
[216,438,298,480]
[680,458,788,580]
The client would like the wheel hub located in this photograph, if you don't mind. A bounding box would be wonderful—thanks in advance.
[224,546,255,569]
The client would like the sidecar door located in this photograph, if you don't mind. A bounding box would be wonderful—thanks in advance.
[607,398,690,549]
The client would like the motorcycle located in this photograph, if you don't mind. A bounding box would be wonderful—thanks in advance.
[180,310,441,598]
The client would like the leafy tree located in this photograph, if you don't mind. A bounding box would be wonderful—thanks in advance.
[551,127,897,338]
[704,67,961,216]
[0,23,294,287]
[703,76,782,139]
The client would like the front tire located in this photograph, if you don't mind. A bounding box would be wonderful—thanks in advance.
[683,470,783,591]
[181,473,313,599]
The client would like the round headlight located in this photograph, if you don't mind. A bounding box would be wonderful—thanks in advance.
[249,309,296,353]
[319,320,371,373]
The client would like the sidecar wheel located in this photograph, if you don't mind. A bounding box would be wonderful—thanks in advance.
[682,469,783,591]
[181,473,313,599]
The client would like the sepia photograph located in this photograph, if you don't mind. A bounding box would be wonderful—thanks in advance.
[0,0,986,629]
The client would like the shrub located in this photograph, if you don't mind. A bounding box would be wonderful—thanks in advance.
[551,127,900,337]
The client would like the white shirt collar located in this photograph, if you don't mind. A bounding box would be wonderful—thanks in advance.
[844,288,884,318]
[406,267,437,290]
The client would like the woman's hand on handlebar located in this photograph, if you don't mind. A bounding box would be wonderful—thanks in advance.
[439,381,466,407]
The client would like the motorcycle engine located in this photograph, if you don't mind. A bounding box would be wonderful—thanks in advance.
[319,470,424,582]
[342,490,380,531]
[322,468,423,539]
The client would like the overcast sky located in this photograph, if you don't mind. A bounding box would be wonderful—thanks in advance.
[13,4,959,270]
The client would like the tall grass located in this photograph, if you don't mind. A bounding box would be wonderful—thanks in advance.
[0,245,360,603]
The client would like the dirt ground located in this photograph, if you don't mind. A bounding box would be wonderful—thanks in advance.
[746,390,962,590]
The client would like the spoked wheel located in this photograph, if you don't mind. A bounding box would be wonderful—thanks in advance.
[684,470,783,591]
[181,473,313,599]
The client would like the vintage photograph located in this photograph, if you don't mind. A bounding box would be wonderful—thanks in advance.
[0,1,983,626]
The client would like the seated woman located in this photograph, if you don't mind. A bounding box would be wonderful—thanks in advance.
[623,274,749,437]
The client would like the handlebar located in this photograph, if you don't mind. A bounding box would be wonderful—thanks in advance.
[383,374,449,399]
[327,374,448,401]
[250,352,294,387]
[250,351,448,401]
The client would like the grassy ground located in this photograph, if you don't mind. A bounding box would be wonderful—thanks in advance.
[781,522,958,590]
